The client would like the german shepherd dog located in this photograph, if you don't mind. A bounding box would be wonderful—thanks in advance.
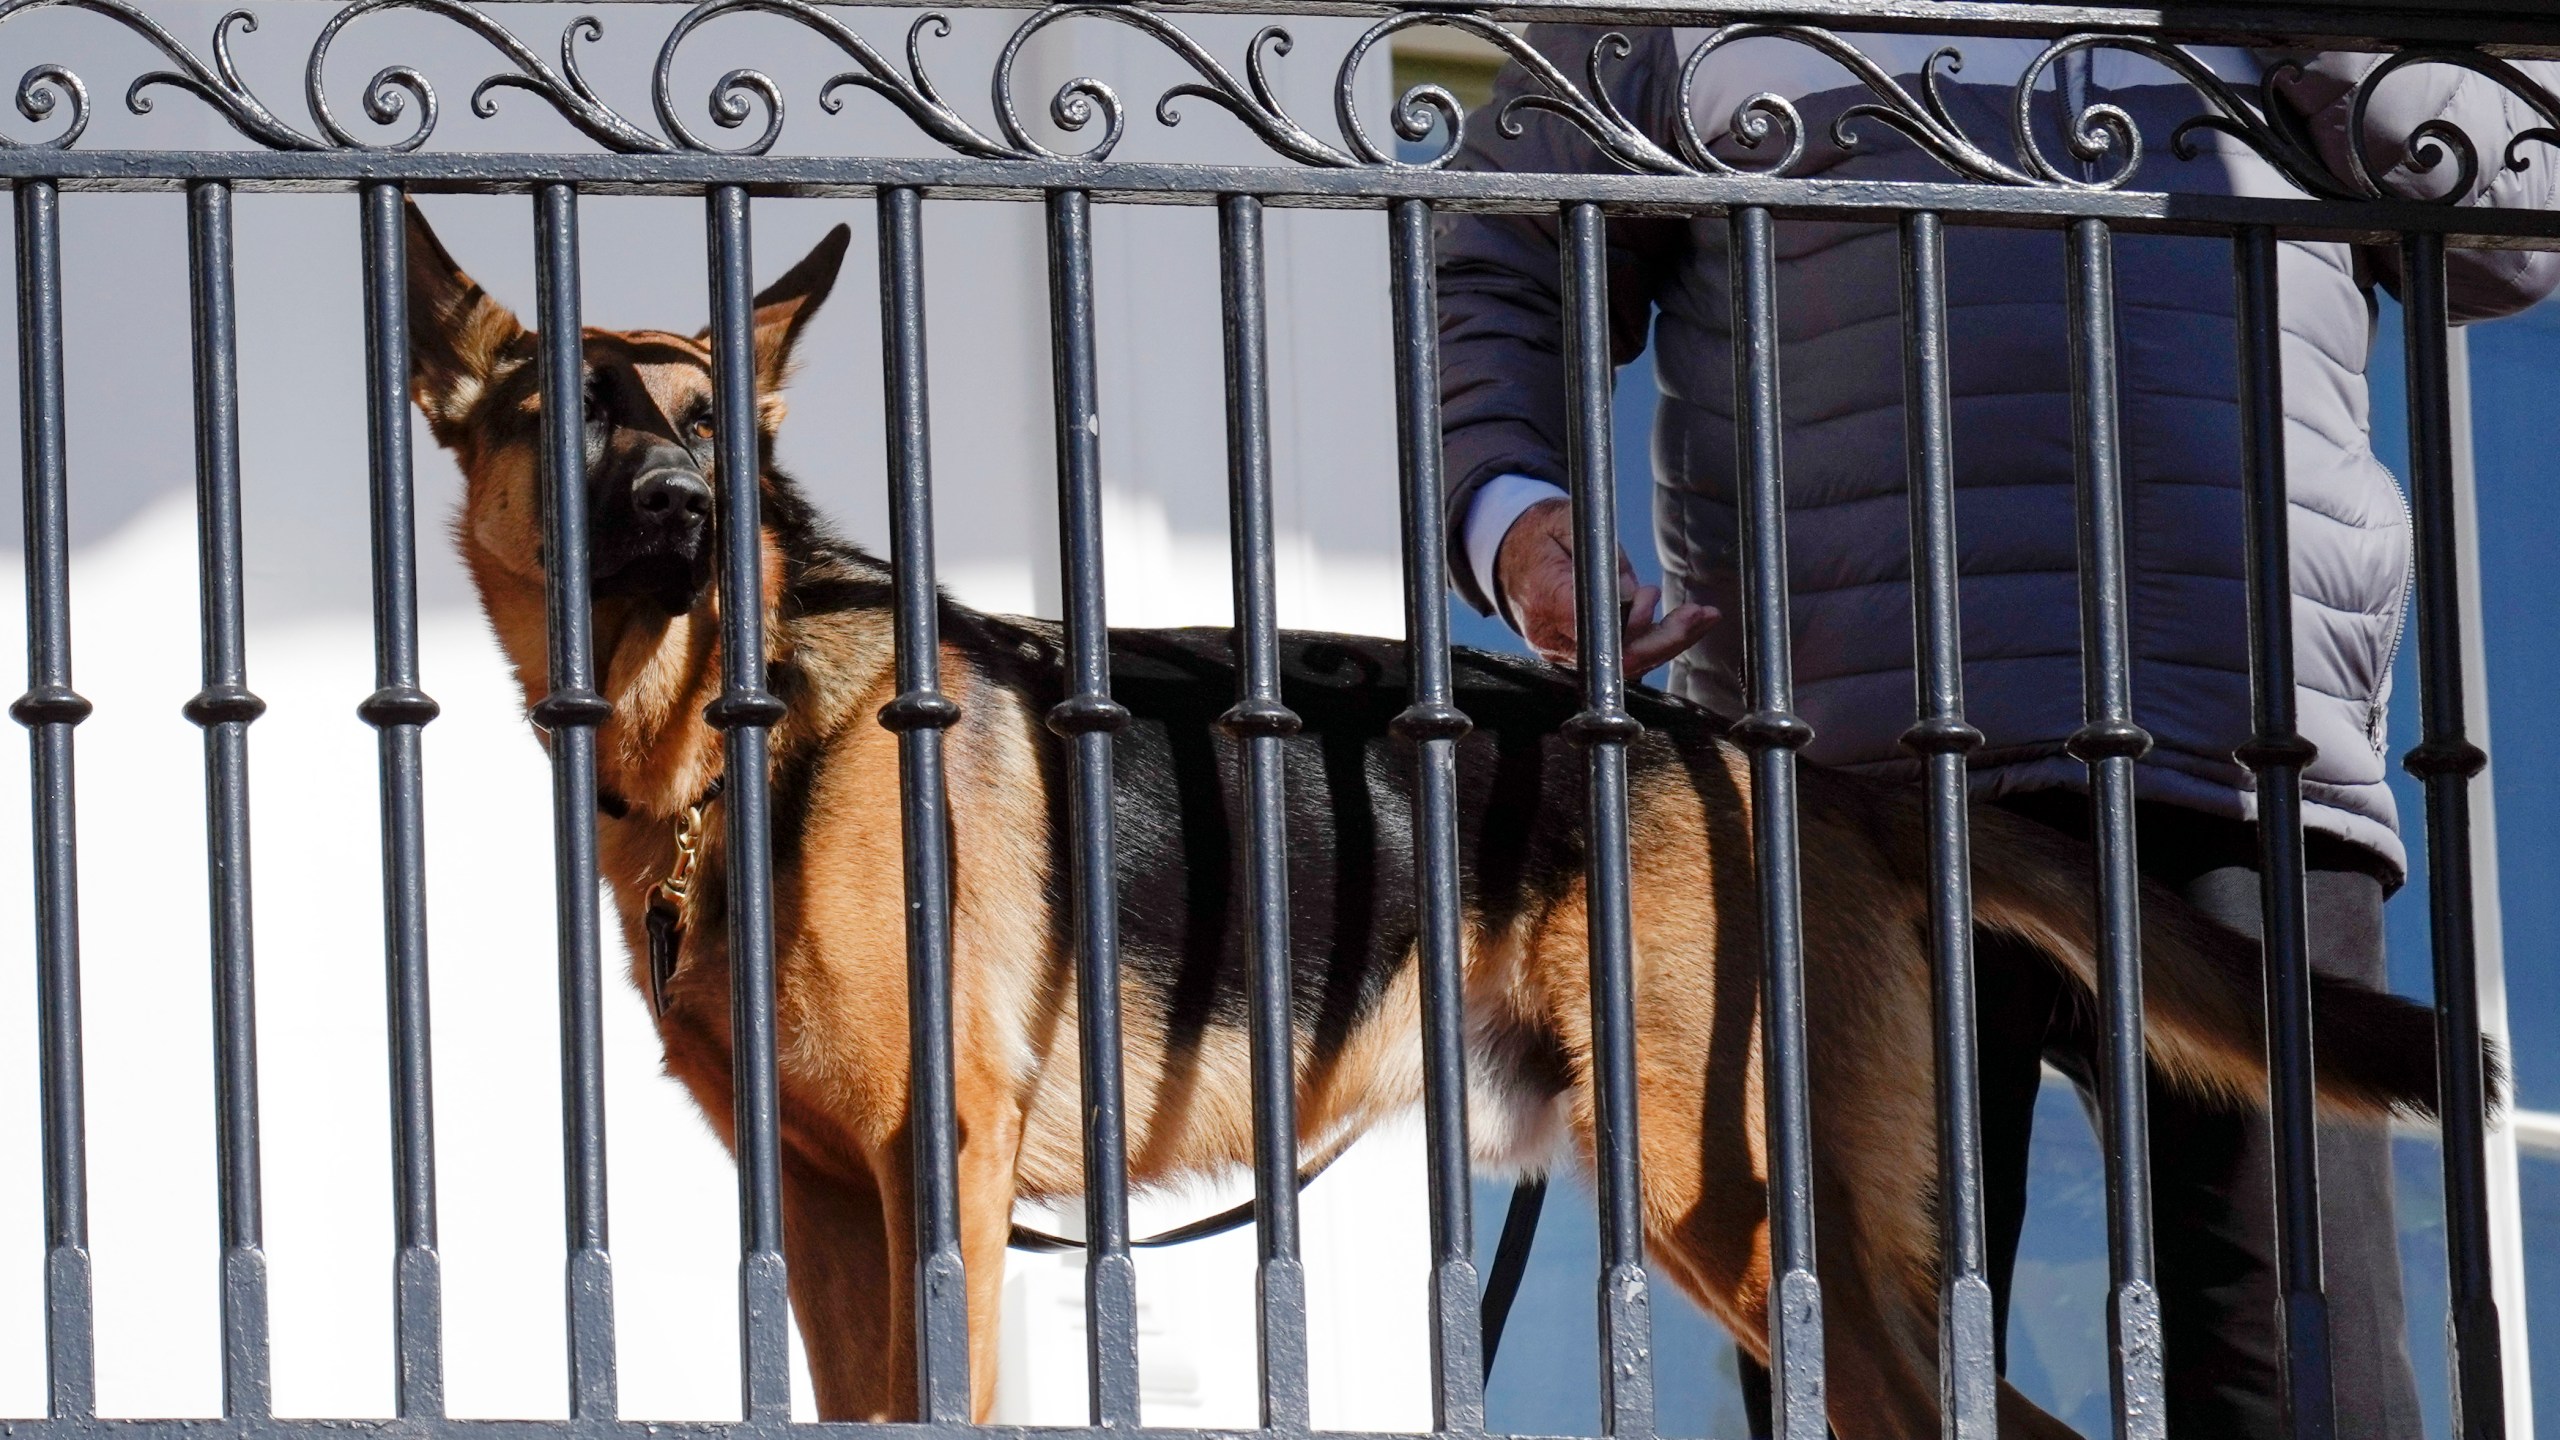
[406,203,2468,1438]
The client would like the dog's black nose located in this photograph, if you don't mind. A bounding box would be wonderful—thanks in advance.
[633,468,712,527]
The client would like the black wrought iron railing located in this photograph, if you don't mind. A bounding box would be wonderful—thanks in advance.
[2,2,2556,1439]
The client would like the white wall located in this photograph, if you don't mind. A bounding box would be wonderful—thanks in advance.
[0,1,1429,1425]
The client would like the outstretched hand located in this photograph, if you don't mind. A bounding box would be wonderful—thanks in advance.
[1492,498,1719,678]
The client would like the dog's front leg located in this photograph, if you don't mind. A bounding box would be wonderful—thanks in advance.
[780,1148,908,1421]
[779,1109,1018,1421]
[954,1099,1026,1422]
[850,1107,1017,1424]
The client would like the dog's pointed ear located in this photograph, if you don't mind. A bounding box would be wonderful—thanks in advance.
[405,199,528,442]
[749,223,850,397]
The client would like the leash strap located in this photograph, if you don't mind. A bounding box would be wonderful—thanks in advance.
[645,901,683,1018]
[1004,1159,1553,1389]
[1005,1132,1358,1253]
[1479,1175,1548,1381]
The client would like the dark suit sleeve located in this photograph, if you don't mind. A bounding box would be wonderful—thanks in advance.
[1435,24,1691,615]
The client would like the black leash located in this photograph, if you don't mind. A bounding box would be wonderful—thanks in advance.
[1005,1134,1357,1253]
[1008,1160,1551,1387]
[1479,1175,1548,1381]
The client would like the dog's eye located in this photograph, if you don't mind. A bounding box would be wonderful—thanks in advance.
[689,415,717,442]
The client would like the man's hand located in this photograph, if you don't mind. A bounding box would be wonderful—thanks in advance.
[1493,497,1718,677]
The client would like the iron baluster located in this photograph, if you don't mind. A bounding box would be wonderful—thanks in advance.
[1386,195,1487,1437]
[876,182,974,1423]
[1896,209,1996,1440]
[1044,185,1143,1429]
[531,180,620,1422]
[2232,224,2337,1440]
[13,174,96,1425]
[183,175,274,1422]
[2399,229,2508,1440]
[1557,200,1656,1440]
[1215,190,1313,1434]
[356,179,447,1421]
[1728,203,1825,1440]
[704,182,794,1423]
[2061,216,2168,1440]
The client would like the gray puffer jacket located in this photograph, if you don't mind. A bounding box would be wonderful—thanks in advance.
[1438,30,2560,875]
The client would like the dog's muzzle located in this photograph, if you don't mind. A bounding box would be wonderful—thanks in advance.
[631,466,712,532]
[594,450,714,613]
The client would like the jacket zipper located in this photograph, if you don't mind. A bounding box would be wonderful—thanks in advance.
[2368,480,2416,755]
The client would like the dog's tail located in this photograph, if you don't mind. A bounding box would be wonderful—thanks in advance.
[1961,805,2496,1123]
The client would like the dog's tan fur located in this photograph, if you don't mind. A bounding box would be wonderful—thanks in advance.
[406,203,2462,1439]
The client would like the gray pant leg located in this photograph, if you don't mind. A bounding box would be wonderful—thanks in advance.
[2171,865,2423,1440]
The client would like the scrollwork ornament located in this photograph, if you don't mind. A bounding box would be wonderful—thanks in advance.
[658,0,1402,165]
[1342,17,1682,175]
[994,5,1375,166]
[2012,34,2359,195]
[2164,55,2365,202]
[1044,76,1121,158]
[1153,23,1358,169]
[0,0,320,149]
[309,0,669,153]
[657,0,1021,158]
[2344,48,2560,203]
[1333,12,1483,168]
[2006,36,2147,189]
[128,10,324,148]
[1674,27,2032,183]
[703,65,783,153]
[2514,124,2560,175]
[816,14,1006,160]
[0,0,2542,189]
[476,13,668,152]
[1721,90,1806,176]
[985,6,1124,161]
[2394,116,2481,204]
[10,62,87,149]
[1493,26,1682,174]
[341,62,434,151]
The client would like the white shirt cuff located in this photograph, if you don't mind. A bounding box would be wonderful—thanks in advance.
[1463,474,1572,630]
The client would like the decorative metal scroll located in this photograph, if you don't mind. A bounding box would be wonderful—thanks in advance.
[2,0,2557,202]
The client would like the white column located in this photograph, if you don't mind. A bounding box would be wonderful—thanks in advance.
[2448,328,2535,1440]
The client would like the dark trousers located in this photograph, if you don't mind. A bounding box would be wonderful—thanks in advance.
[1742,794,2422,1438]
